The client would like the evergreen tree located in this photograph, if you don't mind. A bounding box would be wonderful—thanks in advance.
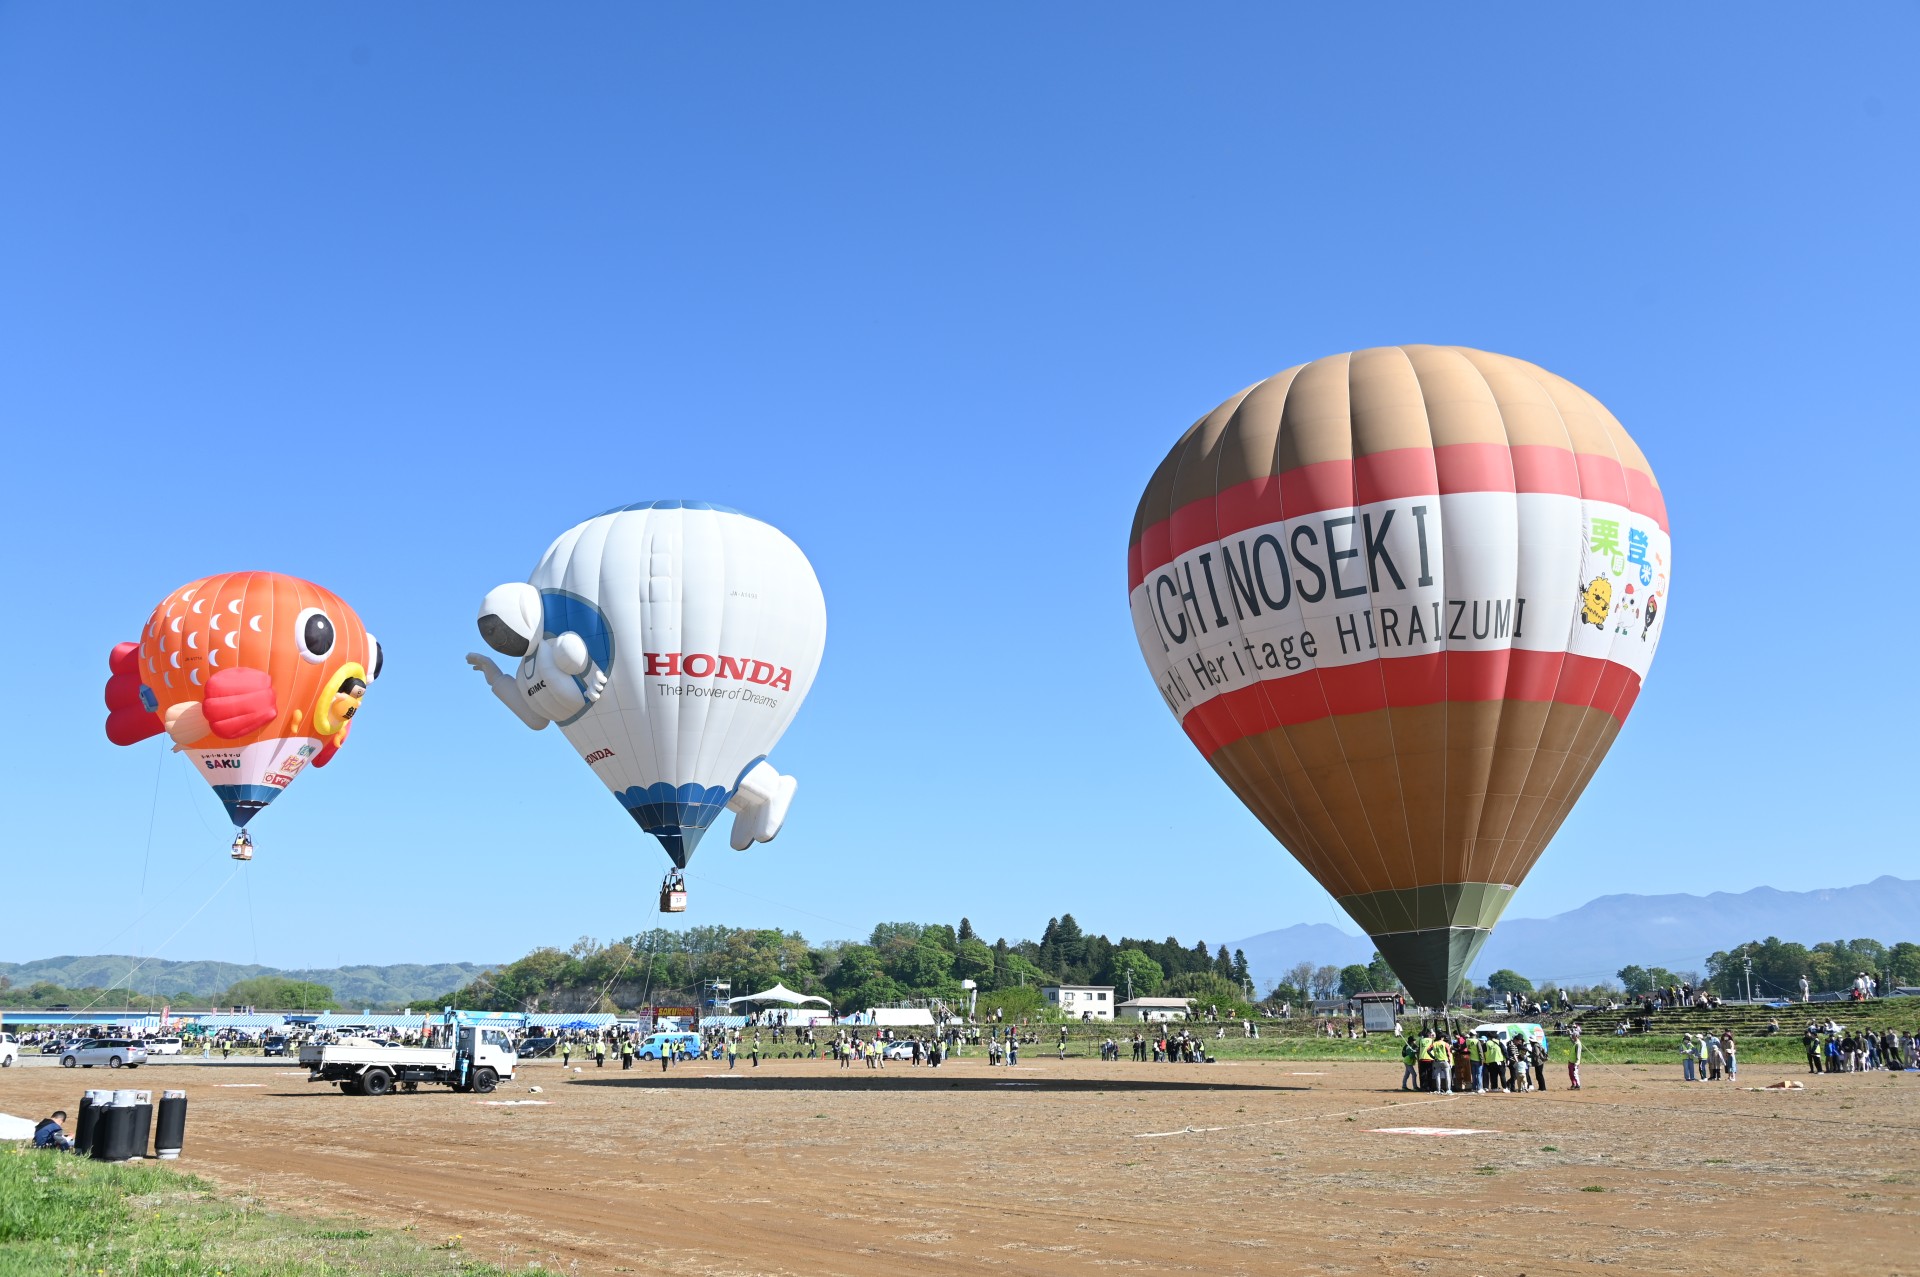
[1231,949,1250,988]
[1054,914,1086,978]
[1214,944,1234,978]
[958,917,976,942]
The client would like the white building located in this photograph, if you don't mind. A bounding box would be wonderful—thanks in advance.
[1041,984,1115,1021]
[1116,996,1192,1022]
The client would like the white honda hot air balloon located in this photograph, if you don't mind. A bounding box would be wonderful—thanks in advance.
[467,501,827,911]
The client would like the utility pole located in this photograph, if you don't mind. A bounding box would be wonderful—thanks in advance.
[1743,953,1753,1004]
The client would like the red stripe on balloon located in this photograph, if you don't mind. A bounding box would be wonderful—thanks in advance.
[1127,443,1669,591]
[1627,469,1669,532]
[1180,650,1641,756]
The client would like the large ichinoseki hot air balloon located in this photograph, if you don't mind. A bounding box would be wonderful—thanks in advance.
[1128,347,1669,1006]
[104,572,383,859]
[467,501,827,911]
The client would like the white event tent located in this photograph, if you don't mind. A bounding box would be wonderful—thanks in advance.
[726,983,831,1009]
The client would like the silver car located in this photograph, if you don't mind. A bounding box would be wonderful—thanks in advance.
[60,1038,148,1069]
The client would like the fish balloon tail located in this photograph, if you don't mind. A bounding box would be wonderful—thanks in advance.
[104,641,163,745]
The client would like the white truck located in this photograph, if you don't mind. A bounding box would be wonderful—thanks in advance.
[302,1023,518,1095]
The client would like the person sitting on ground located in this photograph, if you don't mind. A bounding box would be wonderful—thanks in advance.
[33,1111,72,1151]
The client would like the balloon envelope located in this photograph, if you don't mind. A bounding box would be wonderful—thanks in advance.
[1127,347,1669,1005]
[503,501,827,867]
[105,572,381,828]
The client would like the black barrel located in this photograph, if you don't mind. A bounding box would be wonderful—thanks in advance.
[74,1090,106,1157]
[154,1091,188,1160]
[91,1090,138,1162]
[129,1091,154,1160]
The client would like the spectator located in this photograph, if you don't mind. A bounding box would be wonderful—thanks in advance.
[33,1111,72,1151]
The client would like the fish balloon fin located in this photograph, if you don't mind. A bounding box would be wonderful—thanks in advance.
[203,667,278,739]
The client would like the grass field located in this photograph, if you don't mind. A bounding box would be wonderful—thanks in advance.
[0,1147,531,1277]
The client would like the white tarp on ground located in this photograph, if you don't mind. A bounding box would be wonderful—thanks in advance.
[0,1113,38,1140]
[727,983,830,1007]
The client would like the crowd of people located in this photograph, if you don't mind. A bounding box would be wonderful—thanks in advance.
[1677,1031,1738,1081]
[1801,1020,1912,1073]
[1400,1025,1581,1094]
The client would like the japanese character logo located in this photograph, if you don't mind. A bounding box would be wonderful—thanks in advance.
[1589,518,1626,575]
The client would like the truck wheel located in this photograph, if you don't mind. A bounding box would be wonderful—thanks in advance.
[360,1068,394,1097]
[474,1067,498,1094]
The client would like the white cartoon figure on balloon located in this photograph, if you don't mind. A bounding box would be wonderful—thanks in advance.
[467,584,612,728]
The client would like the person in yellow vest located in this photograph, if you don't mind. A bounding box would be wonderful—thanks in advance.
[619,1036,634,1070]
[593,1038,606,1068]
[1425,1032,1454,1094]
[560,1038,572,1068]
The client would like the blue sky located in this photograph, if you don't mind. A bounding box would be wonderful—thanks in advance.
[2,6,1914,974]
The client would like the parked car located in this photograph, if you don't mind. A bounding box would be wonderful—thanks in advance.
[146,1036,183,1056]
[41,1038,76,1055]
[60,1039,149,1069]
[517,1036,558,1058]
[262,1035,291,1057]
[635,1032,702,1060]
[883,1040,920,1060]
[0,1034,18,1068]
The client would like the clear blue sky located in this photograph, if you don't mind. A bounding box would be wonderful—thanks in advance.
[2,6,1914,973]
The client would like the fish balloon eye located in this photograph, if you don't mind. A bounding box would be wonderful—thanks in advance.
[295,608,336,663]
[366,635,384,681]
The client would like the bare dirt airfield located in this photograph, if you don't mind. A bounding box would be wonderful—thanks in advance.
[6,1054,1916,1276]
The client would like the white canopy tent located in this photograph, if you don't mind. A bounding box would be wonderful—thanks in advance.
[726,983,831,1008]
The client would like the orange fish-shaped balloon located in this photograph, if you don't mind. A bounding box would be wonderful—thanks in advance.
[104,572,382,844]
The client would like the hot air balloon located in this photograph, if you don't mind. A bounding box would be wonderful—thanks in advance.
[467,501,827,911]
[1127,347,1669,1007]
[104,572,383,859]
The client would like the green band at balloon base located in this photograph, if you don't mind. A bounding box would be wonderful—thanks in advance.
[1336,883,1516,1009]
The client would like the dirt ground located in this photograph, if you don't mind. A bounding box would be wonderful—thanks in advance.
[5,1054,1916,1276]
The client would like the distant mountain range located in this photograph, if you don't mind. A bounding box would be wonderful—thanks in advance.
[1229,876,1920,992]
[0,955,495,1008]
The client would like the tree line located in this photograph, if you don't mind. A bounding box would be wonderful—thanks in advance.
[0,974,340,1014]
[1473,935,1918,1006]
[439,915,1276,1019]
